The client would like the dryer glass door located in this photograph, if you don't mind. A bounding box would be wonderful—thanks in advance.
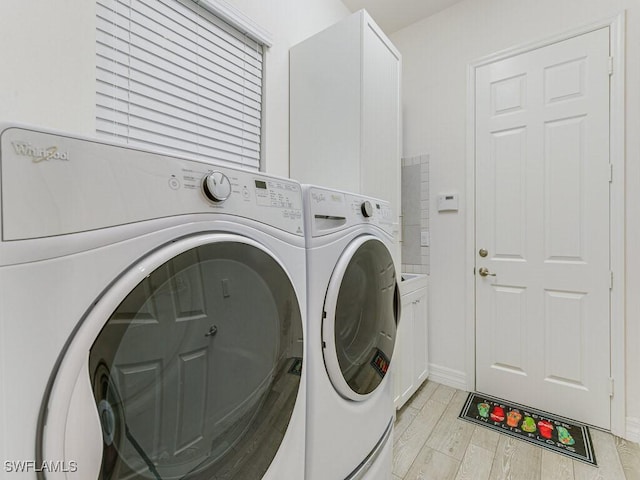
[43,237,303,480]
[322,236,399,400]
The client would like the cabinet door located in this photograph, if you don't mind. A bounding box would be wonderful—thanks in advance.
[412,289,429,384]
[289,11,362,192]
[394,294,414,410]
[395,287,429,410]
[392,327,404,408]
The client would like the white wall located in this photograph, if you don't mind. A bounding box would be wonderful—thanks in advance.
[391,0,640,439]
[0,0,349,178]
[0,1,97,136]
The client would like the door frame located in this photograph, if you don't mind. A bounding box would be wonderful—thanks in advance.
[464,13,626,437]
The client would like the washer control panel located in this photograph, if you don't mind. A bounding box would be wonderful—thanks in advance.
[0,127,304,240]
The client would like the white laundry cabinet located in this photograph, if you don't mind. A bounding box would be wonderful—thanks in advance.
[290,9,402,263]
[393,274,429,410]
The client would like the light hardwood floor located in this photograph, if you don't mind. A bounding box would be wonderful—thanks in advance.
[393,381,640,480]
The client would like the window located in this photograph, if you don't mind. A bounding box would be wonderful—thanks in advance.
[96,0,270,170]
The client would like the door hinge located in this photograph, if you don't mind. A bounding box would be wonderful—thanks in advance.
[609,163,613,182]
[609,377,614,397]
[610,270,614,289]
[608,56,614,75]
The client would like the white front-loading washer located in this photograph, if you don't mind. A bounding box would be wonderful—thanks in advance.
[303,185,400,480]
[0,124,307,479]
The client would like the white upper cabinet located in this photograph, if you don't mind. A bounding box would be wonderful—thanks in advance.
[290,9,401,233]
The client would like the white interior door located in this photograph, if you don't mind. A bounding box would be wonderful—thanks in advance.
[475,27,611,429]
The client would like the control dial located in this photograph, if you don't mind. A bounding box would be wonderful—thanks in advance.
[361,200,373,218]
[203,171,232,203]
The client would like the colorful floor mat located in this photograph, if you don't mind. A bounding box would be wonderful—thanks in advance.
[459,392,597,466]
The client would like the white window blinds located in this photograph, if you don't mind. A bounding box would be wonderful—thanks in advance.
[96,0,265,169]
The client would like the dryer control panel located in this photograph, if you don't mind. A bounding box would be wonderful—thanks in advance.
[304,185,393,238]
[0,126,304,240]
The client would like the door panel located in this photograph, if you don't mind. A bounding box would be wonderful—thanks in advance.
[543,290,587,387]
[493,127,527,259]
[545,116,586,261]
[475,27,611,428]
[176,349,207,453]
[490,285,527,376]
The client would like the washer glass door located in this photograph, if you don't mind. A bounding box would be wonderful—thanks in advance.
[322,237,399,400]
[88,238,302,479]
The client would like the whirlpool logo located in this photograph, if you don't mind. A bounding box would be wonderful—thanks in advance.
[12,142,69,162]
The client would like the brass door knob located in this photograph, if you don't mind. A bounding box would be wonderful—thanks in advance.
[478,267,496,277]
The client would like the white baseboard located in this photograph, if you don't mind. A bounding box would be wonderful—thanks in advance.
[428,364,468,391]
[626,417,640,443]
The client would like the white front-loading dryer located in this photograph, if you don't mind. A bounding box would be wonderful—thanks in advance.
[0,124,306,479]
[303,185,400,480]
